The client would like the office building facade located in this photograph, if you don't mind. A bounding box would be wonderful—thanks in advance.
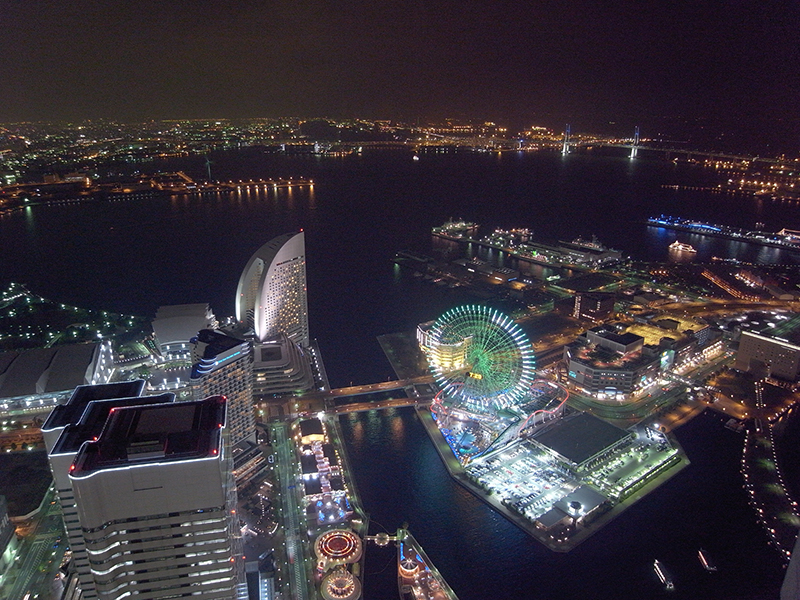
[42,380,152,600]
[0,495,18,588]
[735,330,800,381]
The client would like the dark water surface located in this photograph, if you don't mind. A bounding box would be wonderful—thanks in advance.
[340,409,784,600]
[4,150,800,386]
[1,150,795,597]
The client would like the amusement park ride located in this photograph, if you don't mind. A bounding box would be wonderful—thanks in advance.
[421,305,568,463]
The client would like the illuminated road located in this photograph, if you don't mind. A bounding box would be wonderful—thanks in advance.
[301,374,435,400]
[0,403,61,420]
[565,385,684,423]
[5,486,65,600]
[272,423,309,600]
[332,397,426,414]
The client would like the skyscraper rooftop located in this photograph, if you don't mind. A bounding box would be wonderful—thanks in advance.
[70,396,227,476]
[42,380,146,434]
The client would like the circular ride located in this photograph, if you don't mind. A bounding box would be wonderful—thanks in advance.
[427,305,535,408]
[314,529,363,571]
[320,567,361,600]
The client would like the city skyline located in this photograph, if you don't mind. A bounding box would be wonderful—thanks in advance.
[2,15,800,590]
[1,1,798,153]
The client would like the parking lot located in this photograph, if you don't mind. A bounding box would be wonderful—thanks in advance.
[466,441,580,521]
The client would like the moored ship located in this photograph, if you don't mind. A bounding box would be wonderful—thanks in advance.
[432,219,479,240]
[649,215,800,251]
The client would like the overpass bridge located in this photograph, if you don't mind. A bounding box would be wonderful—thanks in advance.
[256,374,437,417]
[287,373,436,402]
[332,396,431,414]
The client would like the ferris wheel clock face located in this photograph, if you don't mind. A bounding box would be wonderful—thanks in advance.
[428,305,535,408]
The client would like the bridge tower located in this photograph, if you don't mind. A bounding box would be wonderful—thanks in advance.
[561,124,571,155]
[630,126,640,159]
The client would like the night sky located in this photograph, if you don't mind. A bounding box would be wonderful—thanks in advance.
[1,0,798,143]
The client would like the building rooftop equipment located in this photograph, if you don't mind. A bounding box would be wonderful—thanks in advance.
[51,393,175,455]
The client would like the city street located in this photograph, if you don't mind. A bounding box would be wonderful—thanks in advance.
[272,423,310,600]
[3,486,66,600]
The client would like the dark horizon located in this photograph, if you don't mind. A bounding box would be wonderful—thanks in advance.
[1,1,799,154]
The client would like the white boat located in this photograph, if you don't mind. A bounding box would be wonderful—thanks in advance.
[654,559,675,589]
[698,548,717,572]
[669,240,697,253]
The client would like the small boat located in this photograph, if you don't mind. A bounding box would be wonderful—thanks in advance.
[654,559,675,590]
[669,240,697,253]
[698,548,717,572]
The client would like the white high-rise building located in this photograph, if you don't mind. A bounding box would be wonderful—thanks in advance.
[236,231,309,347]
[68,395,245,600]
[42,380,153,600]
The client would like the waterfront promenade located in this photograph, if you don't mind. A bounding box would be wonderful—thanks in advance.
[741,386,800,563]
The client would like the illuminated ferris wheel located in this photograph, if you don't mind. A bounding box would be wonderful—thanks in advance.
[427,305,535,408]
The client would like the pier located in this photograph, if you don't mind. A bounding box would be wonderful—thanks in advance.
[188,177,314,193]
[648,215,800,252]
[432,222,622,270]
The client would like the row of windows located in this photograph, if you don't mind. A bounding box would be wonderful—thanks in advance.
[97,569,235,599]
[88,526,229,558]
[94,557,232,587]
[84,506,226,539]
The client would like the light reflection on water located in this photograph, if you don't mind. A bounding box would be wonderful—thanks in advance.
[340,408,785,600]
